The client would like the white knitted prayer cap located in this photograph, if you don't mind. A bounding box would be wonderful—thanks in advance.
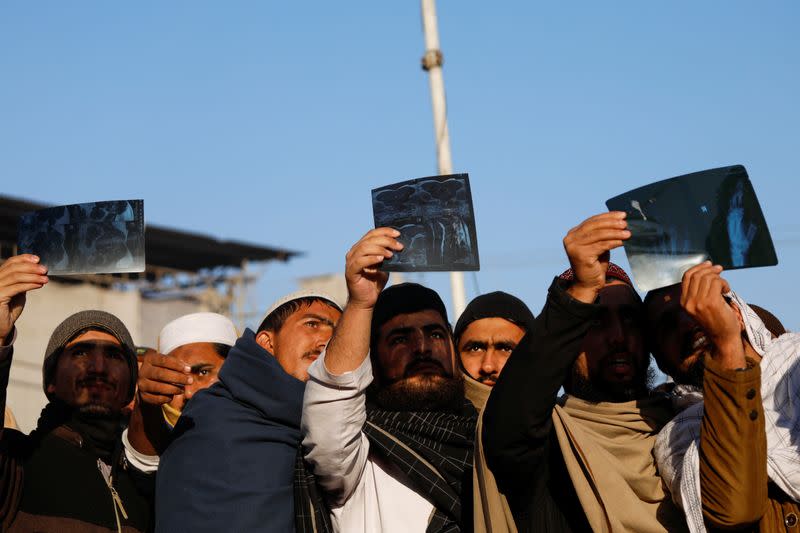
[258,289,343,329]
[158,312,239,355]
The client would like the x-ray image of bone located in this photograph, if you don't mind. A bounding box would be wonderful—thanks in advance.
[607,165,778,291]
[371,173,480,272]
[630,200,648,221]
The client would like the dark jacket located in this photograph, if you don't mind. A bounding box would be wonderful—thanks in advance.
[155,329,308,533]
[0,352,153,532]
[482,278,596,533]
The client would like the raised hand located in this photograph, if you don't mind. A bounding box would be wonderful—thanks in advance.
[562,212,630,303]
[0,255,49,342]
[137,350,193,406]
[680,262,745,369]
[344,228,404,310]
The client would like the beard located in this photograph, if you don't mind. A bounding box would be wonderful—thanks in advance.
[77,402,116,416]
[671,353,706,388]
[568,358,656,403]
[370,372,465,412]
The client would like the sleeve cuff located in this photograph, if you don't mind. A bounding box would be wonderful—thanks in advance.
[703,355,760,385]
[0,327,17,361]
[548,277,602,320]
[308,349,373,390]
[122,428,160,473]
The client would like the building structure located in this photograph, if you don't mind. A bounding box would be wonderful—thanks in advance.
[0,195,297,431]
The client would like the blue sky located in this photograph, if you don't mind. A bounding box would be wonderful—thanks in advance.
[2,1,798,331]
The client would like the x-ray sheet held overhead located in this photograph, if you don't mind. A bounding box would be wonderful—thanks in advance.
[18,200,146,275]
[606,165,777,292]
[372,173,480,272]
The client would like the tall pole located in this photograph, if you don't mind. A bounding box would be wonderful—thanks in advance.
[420,0,467,319]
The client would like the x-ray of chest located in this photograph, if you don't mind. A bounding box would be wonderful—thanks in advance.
[18,199,145,275]
[606,165,777,291]
[372,174,480,272]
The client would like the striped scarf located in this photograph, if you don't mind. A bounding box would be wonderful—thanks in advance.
[293,447,333,533]
[364,400,478,533]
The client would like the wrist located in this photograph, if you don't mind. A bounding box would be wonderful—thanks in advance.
[346,298,377,312]
[566,282,602,304]
[711,336,746,370]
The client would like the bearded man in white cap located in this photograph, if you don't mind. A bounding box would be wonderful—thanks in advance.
[155,290,342,533]
[123,312,238,469]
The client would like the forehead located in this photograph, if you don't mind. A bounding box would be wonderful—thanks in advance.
[286,300,342,322]
[379,309,449,336]
[644,284,682,321]
[65,329,122,347]
[168,342,224,362]
[596,282,641,307]
[458,317,524,342]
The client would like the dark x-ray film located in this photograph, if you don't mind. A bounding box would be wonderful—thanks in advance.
[372,174,480,272]
[606,165,777,291]
[18,200,146,275]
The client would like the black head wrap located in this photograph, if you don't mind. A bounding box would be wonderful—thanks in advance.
[453,291,535,344]
[370,283,449,350]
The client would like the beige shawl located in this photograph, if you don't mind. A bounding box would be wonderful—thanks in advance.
[552,395,687,533]
[464,377,518,533]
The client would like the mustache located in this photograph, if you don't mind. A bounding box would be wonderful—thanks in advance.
[477,374,499,385]
[302,349,323,360]
[77,375,113,388]
[404,357,449,378]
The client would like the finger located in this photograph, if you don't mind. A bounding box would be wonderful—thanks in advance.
[694,269,716,304]
[583,240,626,255]
[682,263,715,308]
[569,229,631,247]
[0,282,47,300]
[144,366,193,386]
[571,212,628,233]
[139,380,185,397]
[356,228,401,245]
[0,272,50,291]
[349,237,404,259]
[0,254,41,268]
[718,273,731,295]
[577,211,627,227]
[351,254,385,273]
[146,353,191,373]
[139,392,173,405]
[351,243,397,260]
[0,261,49,281]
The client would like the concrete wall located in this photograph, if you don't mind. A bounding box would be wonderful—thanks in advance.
[6,280,202,433]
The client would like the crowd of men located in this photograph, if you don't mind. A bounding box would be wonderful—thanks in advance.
[0,210,798,532]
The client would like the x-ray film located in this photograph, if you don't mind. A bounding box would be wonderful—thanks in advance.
[372,174,480,272]
[18,200,146,275]
[606,165,777,291]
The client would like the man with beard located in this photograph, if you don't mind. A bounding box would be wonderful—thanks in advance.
[155,290,342,533]
[454,291,535,533]
[302,228,478,532]
[483,212,686,532]
[651,263,800,532]
[0,253,151,532]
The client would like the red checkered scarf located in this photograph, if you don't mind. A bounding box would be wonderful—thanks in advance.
[558,262,634,287]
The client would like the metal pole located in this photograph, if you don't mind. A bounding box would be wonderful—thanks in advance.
[420,0,466,319]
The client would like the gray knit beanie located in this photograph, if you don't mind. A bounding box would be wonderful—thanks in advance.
[43,310,138,402]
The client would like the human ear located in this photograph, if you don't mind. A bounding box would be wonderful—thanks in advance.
[255,330,276,353]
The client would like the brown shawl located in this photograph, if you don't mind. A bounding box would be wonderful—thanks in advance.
[552,395,687,533]
[464,377,518,533]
